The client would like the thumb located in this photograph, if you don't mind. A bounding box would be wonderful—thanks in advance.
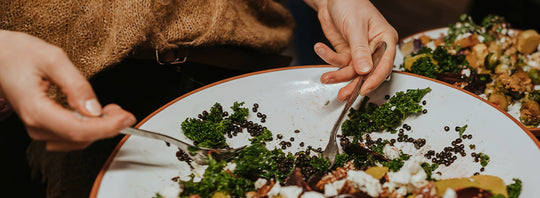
[43,49,102,117]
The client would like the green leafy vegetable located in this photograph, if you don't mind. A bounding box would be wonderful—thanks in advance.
[507,178,522,198]
[341,88,432,139]
[181,156,254,198]
[233,143,293,182]
[382,153,410,172]
[421,162,439,181]
[477,152,490,167]
[459,124,468,138]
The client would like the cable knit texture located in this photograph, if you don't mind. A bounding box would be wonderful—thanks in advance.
[1,0,294,79]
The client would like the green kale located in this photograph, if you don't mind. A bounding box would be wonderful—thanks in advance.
[250,128,272,143]
[432,46,470,74]
[507,178,522,198]
[153,193,163,198]
[477,152,490,167]
[410,56,438,79]
[181,156,254,198]
[341,88,431,139]
[381,153,410,172]
[181,117,229,148]
[421,162,439,181]
[309,154,331,172]
[229,101,249,122]
[469,144,476,149]
[181,102,258,149]
[233,143,293,182]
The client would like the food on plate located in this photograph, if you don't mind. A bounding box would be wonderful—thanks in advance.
[155,88,522,198]
[399,14,540,127]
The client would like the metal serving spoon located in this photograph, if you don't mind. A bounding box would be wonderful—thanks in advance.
[120,127,246,165]
[322,41,387,166]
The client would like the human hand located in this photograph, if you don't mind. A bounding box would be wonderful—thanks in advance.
[0,30,136,151]
[304,0,398,101]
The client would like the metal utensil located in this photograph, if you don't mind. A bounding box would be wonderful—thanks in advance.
[120,127,245,165]
[322,41,387,166]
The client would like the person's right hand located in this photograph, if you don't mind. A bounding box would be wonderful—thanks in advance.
[0,30,136,151]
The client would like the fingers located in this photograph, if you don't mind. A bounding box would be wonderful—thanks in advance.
[347,17,373,75]
[314,42,350,67]
[359,37,397,96]
[26,103,135,150]
[40,47,103,117]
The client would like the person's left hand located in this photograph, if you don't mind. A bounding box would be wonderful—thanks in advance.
[304,0,398,101]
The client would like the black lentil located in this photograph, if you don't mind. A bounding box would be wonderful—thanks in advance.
[299,142,305,147]
[385,95,390,100]
[455,126,461,131]
[290,137,295,142]
[277,134,283,139]
[294,129,300,133]
[422,100,427,105]
[444,126,450,131]
[422,109,428,114]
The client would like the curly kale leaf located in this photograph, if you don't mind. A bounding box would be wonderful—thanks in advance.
[229,101,249,122]
[410,56,438,79]
[181,156,254,198]
[233,143,293,182]
[181,117,230,148]
[341,88,431,138]
[432,46,470,74]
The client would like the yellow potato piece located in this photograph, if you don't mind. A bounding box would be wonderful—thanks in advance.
[435,175,508,197]
[365,166,389,180]
[471,175,508,197]
[517,29,540,55]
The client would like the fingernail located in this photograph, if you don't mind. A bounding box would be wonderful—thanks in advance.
[123,117,136,128]
[315,44,324,55]
[356,60,372,73]
[321,76,335,84]
[85,99,102,116]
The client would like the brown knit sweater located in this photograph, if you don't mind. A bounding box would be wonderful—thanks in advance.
[1,0,295,79]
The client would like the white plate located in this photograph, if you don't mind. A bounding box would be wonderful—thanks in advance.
[395,28,540,133]
[91,66,540,198]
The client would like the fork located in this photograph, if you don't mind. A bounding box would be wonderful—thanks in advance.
[120,127,246,165]
[322,41,387,166]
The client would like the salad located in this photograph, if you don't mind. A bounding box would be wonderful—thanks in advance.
[154,88,522,198]
[399,14,540,127]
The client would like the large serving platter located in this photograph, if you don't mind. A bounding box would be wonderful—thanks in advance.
[395,28,540,134]
[91,65,540,198]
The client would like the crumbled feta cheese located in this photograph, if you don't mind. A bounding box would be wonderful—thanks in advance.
[347,170,382,197]
[442,188,458,198]
[426,41,436,50]
[456,32,472,41]
[383,144,400,160]
[158,183,183,198]
[190,162,208,182]
[324,179,346,197]
[461,69,471,77]
[384,156,428,196]
[267,182,281,197]
[300,191,325,198]
[224,162,237,172]
[279,186,303,198]
[254,178,268,190]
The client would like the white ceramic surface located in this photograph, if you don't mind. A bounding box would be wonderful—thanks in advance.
[92,66,540,198]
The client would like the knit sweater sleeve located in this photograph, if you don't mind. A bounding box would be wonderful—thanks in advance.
[0,0,295,79]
